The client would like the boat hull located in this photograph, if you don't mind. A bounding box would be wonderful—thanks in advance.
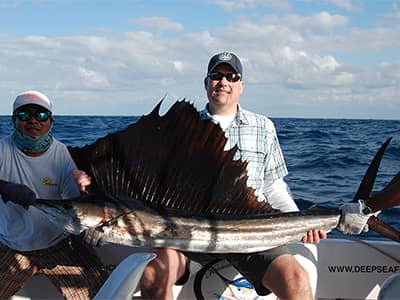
[12,238,400,300]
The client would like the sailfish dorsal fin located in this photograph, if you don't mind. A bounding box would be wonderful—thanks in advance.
[68,100,278,215]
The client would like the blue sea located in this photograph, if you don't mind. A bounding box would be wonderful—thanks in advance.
[1,114,399,241]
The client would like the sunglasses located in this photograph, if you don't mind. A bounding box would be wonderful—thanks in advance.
[208,72,241,82]
[14,110,51,122]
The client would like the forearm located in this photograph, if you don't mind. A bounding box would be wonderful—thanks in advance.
[263,178,299,212]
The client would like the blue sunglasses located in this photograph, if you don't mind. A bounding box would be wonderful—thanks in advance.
[14,110,51,122]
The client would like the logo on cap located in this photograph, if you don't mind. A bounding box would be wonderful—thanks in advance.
[218,52,232,61]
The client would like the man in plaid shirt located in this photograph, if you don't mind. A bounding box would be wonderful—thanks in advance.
[141,52,327,300]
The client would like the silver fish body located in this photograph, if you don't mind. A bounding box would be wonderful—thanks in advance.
[34,102,400,253]
[36,196,340,254]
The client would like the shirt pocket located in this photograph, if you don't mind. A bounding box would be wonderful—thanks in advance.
[236,141,267,179]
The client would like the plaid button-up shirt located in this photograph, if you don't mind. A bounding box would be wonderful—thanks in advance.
[200,106,288,202]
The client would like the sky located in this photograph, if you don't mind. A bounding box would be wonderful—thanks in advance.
[0,0,399,119]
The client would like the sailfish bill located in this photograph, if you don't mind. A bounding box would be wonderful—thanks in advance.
[32,100,399,254]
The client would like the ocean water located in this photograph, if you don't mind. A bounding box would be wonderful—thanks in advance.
[1,114,399,241]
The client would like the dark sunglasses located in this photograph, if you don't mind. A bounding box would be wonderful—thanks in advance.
[14,110,51,122]
[208,72,241,82]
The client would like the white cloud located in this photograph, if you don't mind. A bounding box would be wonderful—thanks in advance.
[0,7,398,119]
[301,0,362,13]
[264,46,348,89]
[213,0,292,11]
[78,67,110,88]
[324,0,363,12]
[0,1,17,9]
[129,17,183,32]
[172,60,184,72]
[258,12,349,35]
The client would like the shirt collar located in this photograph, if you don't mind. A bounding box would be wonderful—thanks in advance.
[202,103,249,127]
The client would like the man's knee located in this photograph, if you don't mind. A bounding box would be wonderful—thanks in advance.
[262,254,312,298]
[282,262,310,289]
[140,249,187,297]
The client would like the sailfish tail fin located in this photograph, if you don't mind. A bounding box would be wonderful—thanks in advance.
[351,137,400,241]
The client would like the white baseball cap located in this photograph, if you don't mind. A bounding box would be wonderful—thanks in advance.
[13,90,53,113]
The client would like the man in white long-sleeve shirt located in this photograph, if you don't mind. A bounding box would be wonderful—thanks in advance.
[140,52,327,300]
[0,90,107,299]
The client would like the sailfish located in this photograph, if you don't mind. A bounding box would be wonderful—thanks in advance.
[31,100,399,253]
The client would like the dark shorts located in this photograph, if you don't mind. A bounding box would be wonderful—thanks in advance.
[177,245,291,296]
